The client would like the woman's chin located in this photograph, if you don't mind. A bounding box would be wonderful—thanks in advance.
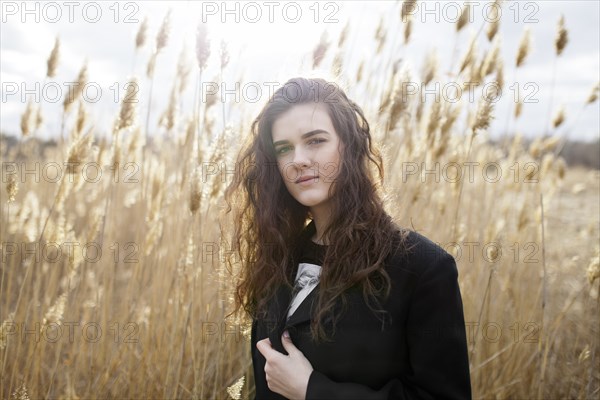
[295,197,324,208]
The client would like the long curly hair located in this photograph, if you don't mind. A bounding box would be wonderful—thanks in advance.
[222,77,411,343]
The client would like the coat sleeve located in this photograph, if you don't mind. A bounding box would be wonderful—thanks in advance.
[305,253,472,400]
[251,318,268,400]
[251,318,258,400]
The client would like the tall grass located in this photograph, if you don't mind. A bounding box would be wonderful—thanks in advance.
[1,1,599,398]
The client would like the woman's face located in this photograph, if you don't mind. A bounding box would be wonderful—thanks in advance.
[271,102,343,218]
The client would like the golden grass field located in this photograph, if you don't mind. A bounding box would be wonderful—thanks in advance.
[1,1,599,398]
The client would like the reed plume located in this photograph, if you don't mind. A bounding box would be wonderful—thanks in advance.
[459,35,477,74]
[0,313,15,350]
[147,52,157,78]
[74,100,87,138]
[46,36,60,78]
[312,31,330,69]
[401,0,417,21]
[11,381,30,400]
[481,37,501,77]
[426,97,441,144]
[586,81,599,104]
[468,57,484,87]
[189,165,202,215]
[116,77,139,132]
[146,10,172,78]
[388,67,412,131]
[205,89,218,110]
[63,61,88,113]
[541,135,561,153]
[226,375,245,400]
[194,21,211,159]
[375,17,386,54]
[404,15,413,44]
[356,60,364,83]
[66,131,93,175]
[495,58,504,92]
[555,14,568,56]
[338,22,349,47]
[331,51,343,76]
[415,93,425,125]
[434,102,457,162]
[515,96,523,118]
[472,98,494,133]
[34,105,43,133]
[6,173,18,203]
[556,157,566,179]
[529,137,542,159]
[156,9,172,53]
[421,49,438,86]
[183,117,196,149]
[20,100,34,137]
[159,83,178,133]
[142,10,172,185]
[552,105,565,128]
[456,4,471,32]
[196,22,211,70]
[440,102,461,136]
[42,292,67,327]
[177,46,192,95]
[486,0,502,41]
[487,19,499,42]
[135,16,148,50]
[516,28,531,67]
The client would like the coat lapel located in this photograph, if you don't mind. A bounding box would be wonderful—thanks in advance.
[268,283,319,354]
[267,219,318,354]
[284,283,319,327]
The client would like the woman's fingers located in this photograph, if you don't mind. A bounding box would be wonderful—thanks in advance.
[256,337,274,358]
[281,331,299,356]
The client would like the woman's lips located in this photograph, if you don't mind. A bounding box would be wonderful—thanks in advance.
[296,176,317,185]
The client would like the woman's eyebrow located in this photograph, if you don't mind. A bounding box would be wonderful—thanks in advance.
[272,130,330,147]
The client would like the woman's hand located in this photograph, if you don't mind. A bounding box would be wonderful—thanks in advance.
[256,330,314,400]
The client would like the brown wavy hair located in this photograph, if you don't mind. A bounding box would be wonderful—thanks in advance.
[222,77,410,343]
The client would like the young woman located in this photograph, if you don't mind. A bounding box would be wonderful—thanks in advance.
[223,77,472,399]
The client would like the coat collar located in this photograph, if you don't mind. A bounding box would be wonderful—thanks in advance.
[267,219,319,354]
[264,222,405,353]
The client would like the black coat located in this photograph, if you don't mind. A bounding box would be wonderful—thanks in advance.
[251,220,472,399]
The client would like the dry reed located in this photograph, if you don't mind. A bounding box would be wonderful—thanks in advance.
[516,28,531,67]
[46,37,60,78]
[555,14,569,56]
[1,5,598,399]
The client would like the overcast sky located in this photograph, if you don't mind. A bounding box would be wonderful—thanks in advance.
[1,0,599,142]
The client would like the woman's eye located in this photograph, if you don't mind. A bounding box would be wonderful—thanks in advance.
[276,146,290,155]
[309,138,325,145]
[275,139,323,156]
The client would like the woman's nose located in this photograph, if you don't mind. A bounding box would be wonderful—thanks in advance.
[292,146,311,167]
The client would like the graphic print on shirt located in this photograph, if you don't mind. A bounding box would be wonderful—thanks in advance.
[286,262,321,321]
